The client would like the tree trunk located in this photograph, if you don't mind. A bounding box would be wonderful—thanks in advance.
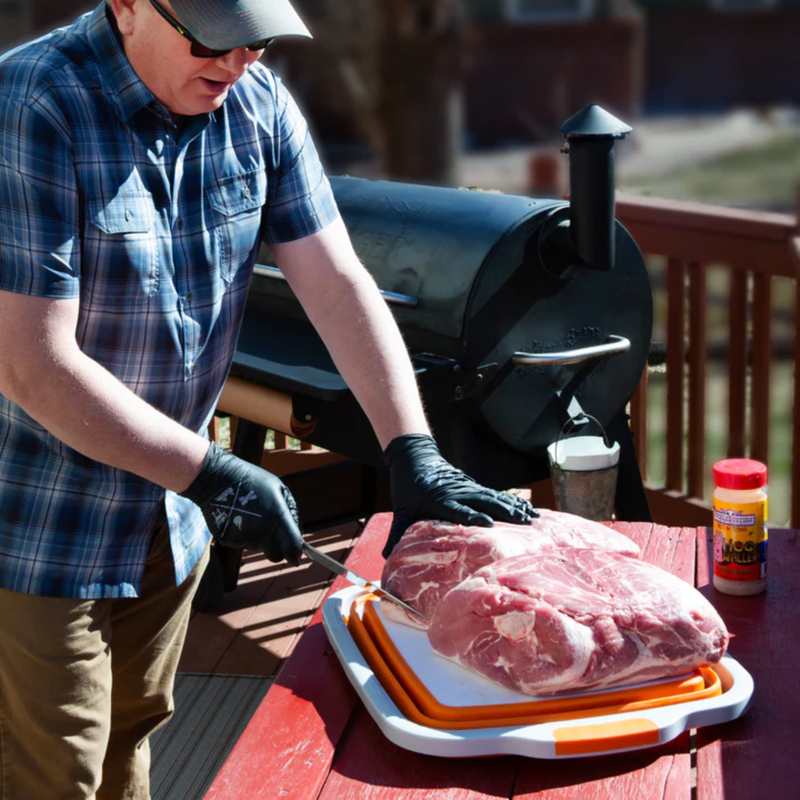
[377,0,465,186]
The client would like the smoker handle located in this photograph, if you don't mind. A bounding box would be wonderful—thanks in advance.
[254,265,419,308]
[512,335,631,366]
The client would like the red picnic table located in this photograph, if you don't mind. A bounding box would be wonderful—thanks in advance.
[205,515,799,800]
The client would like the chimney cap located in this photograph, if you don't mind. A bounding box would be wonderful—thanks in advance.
[561,105,632,139]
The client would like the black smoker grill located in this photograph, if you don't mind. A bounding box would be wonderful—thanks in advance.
[199,106,654,608]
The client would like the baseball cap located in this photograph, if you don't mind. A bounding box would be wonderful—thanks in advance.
[169,0,311,50]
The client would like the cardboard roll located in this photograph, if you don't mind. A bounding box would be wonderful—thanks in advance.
[216,375,317,439]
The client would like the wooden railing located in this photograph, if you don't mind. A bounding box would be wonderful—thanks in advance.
[617,193,800,527]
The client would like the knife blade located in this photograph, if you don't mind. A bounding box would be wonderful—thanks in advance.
[302,541,428,622]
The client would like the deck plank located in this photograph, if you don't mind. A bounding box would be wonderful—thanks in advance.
[204,514,392,799]
[695,528,800,799]
[319,707,519,800]
[179,522,362,676]
[513,734,691,800]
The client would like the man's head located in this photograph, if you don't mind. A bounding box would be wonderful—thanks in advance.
[108,0,309,118]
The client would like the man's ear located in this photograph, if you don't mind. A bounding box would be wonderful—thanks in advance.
[107,0,139,37]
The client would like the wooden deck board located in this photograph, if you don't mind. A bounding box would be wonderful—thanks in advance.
[695,528,800,800]
[318,709,519,800]
[205,514,392,800]
[179,521,364,677]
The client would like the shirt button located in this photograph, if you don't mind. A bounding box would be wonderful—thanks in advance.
[177,218,184,230]
[186,291,193,302]
[125,209,132,221]
[243,186,251,198]
[190,363,196,374]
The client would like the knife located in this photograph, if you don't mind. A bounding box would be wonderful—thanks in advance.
[302,541,428,622]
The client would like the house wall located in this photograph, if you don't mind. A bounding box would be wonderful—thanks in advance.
[0,0,30,50]
[0,0,92,52]
[642,7,800,112]
[32,0,93,31]
[269,12,644,150]
[463,17,644,146]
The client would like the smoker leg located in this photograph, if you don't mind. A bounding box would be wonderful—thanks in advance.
[191,545,225,612]
[607,410,653,523]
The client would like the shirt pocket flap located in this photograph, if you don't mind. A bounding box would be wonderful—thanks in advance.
[206,170,266,217]
[90,194,154,234]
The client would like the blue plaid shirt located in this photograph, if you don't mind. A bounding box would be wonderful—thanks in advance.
[0,4,339,598]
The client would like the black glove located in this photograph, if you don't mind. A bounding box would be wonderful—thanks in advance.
[382,434,538,558]
[180,442,303,566]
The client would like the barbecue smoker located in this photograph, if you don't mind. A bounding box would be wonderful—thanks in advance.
[202,105,653,606]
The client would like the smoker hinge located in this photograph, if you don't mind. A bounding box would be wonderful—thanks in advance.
[454,363,498,401]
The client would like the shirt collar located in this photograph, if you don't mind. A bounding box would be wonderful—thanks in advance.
[86,3,179,126]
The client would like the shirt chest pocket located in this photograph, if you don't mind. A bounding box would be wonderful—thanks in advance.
[88,194,159,300]
[206,169,266,284]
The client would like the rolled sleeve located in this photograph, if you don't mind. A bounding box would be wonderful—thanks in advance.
[0,96,80,298]
[261,81,340,244]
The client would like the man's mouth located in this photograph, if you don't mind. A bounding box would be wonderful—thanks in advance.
[201,78,231,93]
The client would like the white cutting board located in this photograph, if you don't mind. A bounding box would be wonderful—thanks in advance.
[321,585,755,759]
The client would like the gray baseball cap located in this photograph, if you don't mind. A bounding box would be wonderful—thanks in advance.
[169,0,311,50]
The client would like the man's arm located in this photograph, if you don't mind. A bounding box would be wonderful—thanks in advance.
[270,217,430,449]
[0,288,304,564]
[270,218,537,557]
[0,289,209,492]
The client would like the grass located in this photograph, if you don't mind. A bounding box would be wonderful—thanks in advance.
[619,134,800,210]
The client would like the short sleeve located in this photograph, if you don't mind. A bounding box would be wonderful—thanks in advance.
[261,78,340,244]
[0,94,80,298]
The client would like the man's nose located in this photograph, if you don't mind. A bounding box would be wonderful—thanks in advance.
[216,47,258,75]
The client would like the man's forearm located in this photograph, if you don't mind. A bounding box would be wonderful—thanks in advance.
[275,221,430,450]
[2,349,209,493]
[305,267,430,449]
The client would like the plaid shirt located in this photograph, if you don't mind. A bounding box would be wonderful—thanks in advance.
[0,4,339,598]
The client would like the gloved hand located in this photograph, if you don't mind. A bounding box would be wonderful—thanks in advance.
[382,434,539,558]
[180,442,303,566]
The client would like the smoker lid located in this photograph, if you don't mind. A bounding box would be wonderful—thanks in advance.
[331,177,558,342]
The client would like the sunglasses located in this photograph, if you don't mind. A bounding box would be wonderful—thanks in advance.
[148,0,274,58]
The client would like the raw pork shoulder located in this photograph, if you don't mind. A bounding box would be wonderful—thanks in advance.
[428,549,729,696]
[381,511,640,628]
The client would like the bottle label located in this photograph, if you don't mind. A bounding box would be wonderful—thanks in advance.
[713,498,767,582]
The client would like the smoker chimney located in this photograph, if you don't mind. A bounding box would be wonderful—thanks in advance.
[540,105,632,274]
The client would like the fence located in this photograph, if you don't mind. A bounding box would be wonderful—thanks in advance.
[618,192,799,527]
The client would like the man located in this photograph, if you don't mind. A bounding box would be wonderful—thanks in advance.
[0,1,535,797]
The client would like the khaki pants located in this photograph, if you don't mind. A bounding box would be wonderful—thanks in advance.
[0,519,210,800]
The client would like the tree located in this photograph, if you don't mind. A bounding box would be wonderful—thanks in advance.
[295,0,466,186]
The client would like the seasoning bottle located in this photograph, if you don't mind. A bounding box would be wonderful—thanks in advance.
[712,459,768,596]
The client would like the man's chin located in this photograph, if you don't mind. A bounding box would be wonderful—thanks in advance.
[179,92,229,117]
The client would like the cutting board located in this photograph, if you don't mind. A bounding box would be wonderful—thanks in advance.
[322,585,755,758]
